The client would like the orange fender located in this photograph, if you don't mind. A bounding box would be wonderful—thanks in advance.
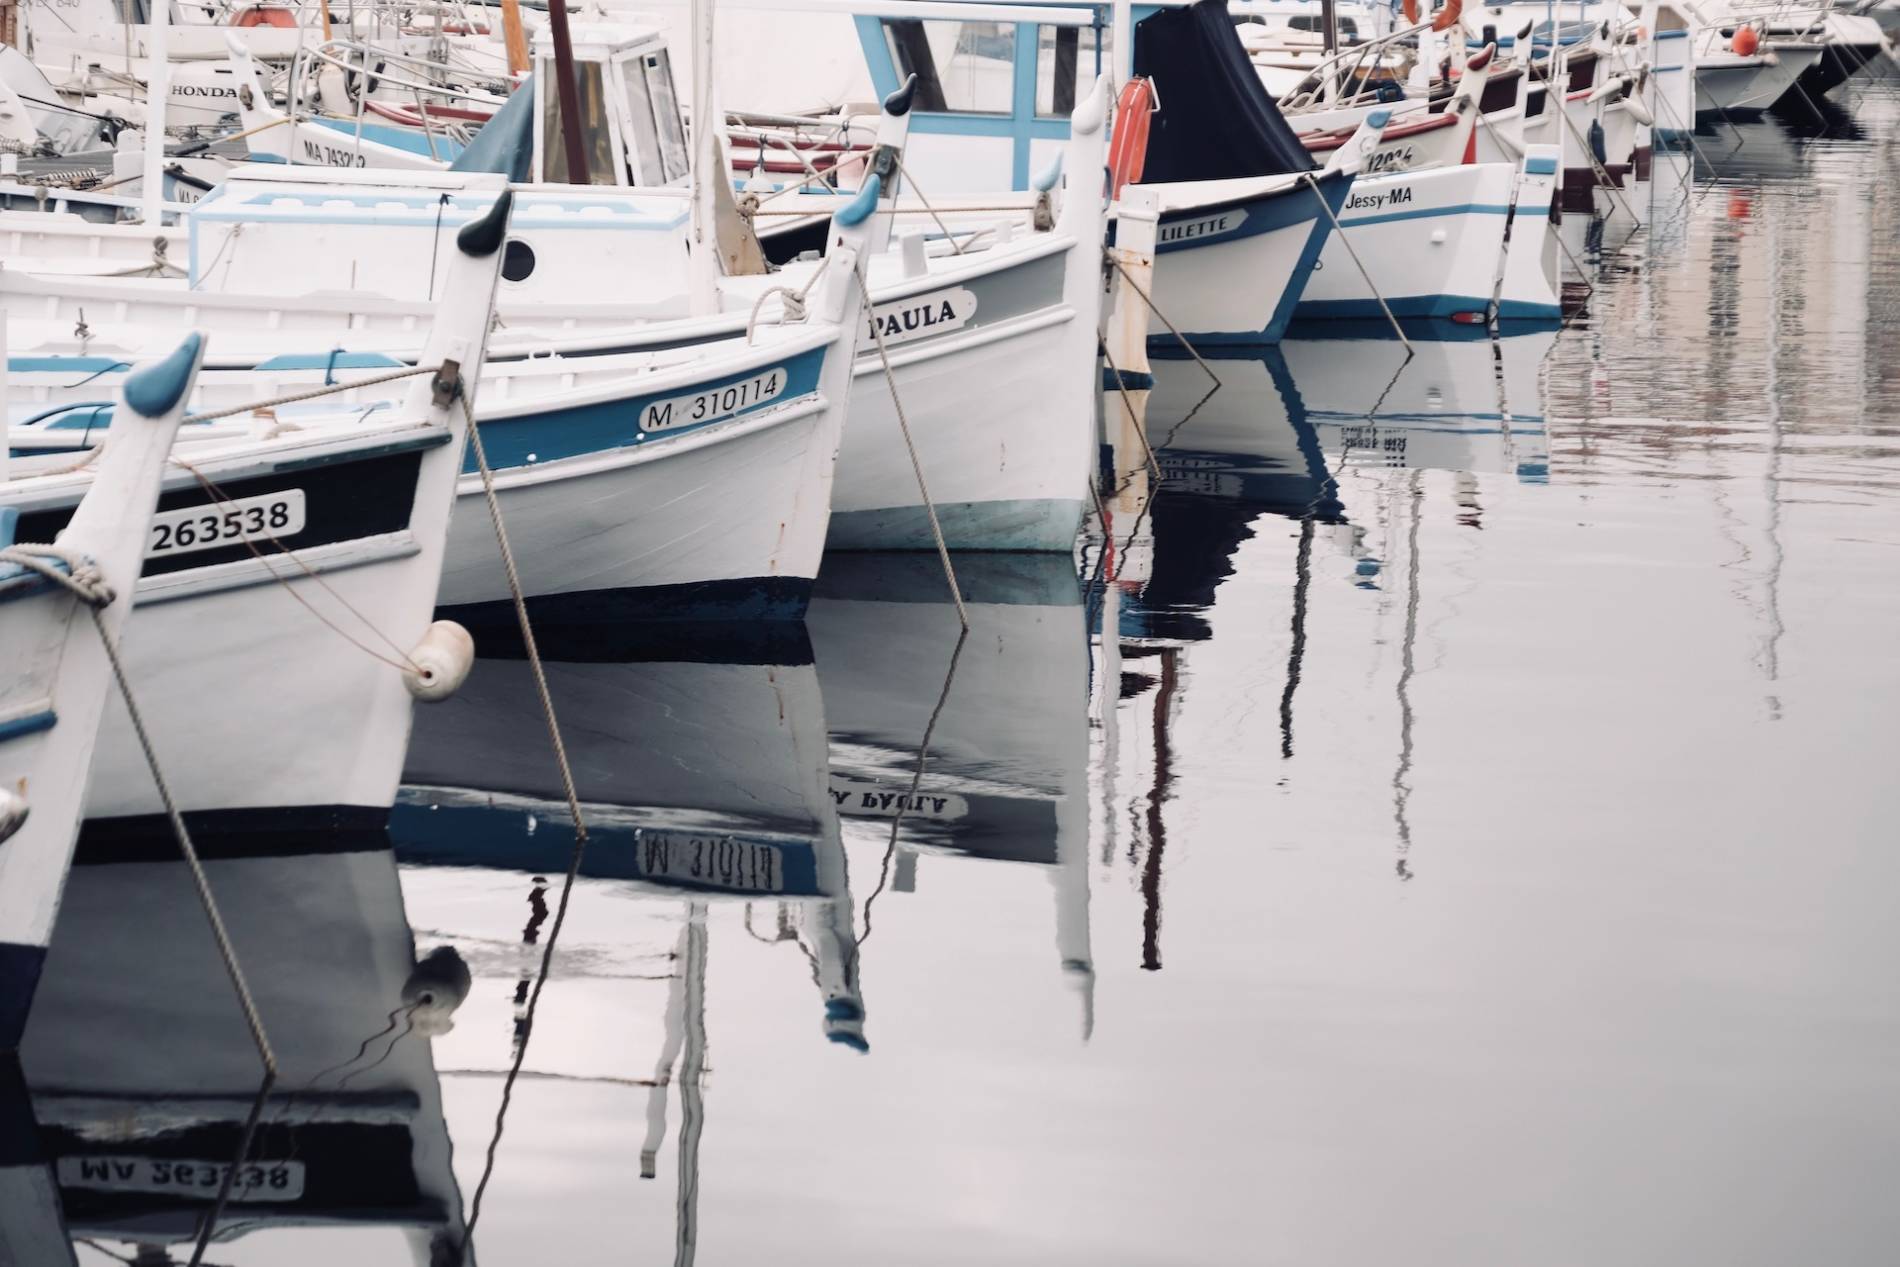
[1107,77,1154,200]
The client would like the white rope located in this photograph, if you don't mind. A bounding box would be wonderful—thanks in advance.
[456,388,593,1253]
[0,543,112,605]
[853,269,968,629]
[744,254,829,343]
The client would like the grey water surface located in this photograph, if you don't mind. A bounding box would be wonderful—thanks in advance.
[19,78,1900,1267]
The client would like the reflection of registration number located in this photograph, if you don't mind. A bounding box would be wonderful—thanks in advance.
[58,1155,307,1202]
[638,834,785,893]
[149,490,305,557]
[641,369,787,434]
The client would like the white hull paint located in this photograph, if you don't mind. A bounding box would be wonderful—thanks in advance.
[438,377,845,619]
[1146,171,1351,345]
[1297,163,1518,322]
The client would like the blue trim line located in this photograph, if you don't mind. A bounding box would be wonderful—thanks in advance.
[1293,293,1496,322]
[9,357,129,375]
[1525,155,1559,175]
[254,350,406,372]
[1339,201,1514,229]
[0,710,57,742]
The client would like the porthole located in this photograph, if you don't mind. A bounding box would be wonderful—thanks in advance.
[501,239,536,283]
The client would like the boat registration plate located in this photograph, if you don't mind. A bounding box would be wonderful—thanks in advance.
[149,490,306,558]
[57,1155,307,1202]
[641,368,788,434]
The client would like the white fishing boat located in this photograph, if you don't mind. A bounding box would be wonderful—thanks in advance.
[0,188,506,840]
[0,324,196,1050]
[1295,144,1561,323]
[9,29,1114,553]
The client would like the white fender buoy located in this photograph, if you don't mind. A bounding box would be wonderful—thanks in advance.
[402,945,472,1036]
[403,620,475,701]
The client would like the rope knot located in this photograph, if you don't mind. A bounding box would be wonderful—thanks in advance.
[0,543,117,607]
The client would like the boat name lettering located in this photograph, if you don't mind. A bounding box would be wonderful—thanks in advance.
[641,367,789,433]
[864,286,978,347]
[149,490,305,558]
[172,85,238,99]
[1158,209,1248,245]
[1345,185,1416,212]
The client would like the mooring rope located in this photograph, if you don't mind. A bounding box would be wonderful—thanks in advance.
[854,270,968,629]
[1104,254,1223,387]
[456,389,593,1252]
[1299,172,1415,355]
[87,603,278,1267]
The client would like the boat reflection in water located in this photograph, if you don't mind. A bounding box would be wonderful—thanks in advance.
[807,552,1096,1029]
[1127,331,1555,625]
[17,833,468,1265]
[392,627,865,1048]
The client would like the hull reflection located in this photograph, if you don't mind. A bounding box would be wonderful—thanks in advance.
[18,840,466,1263]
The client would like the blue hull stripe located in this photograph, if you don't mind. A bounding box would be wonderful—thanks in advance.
[468,347,827,472]
[1338,202,1515,229]
[392,804,826,898]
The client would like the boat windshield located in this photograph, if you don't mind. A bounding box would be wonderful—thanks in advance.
[542,61,618,184]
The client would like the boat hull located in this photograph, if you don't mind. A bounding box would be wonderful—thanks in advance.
[1294,164,1516,323]
[1146,169,1350,345]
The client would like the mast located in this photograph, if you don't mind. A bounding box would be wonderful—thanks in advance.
[545,0,590,182]
[688,0,723,314]
[139,0,169,226]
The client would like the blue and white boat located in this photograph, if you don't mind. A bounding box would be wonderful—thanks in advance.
[0,190,506,842]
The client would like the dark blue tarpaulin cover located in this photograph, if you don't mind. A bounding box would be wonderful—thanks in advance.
[1132,0,1316,184]
[450,77,535,182]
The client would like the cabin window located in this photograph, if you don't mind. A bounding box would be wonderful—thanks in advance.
[882,19,1014,114]
[620,55,669,185]
[1035,25,1107,118]
[543,62,618,184]
[644,51,690,182]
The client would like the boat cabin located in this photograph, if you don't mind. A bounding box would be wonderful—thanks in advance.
[530,24,691,187]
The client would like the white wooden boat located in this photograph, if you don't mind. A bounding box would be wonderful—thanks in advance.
[0,188,506,840]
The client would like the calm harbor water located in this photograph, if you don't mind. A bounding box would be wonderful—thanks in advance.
[20,76,1900,1266]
